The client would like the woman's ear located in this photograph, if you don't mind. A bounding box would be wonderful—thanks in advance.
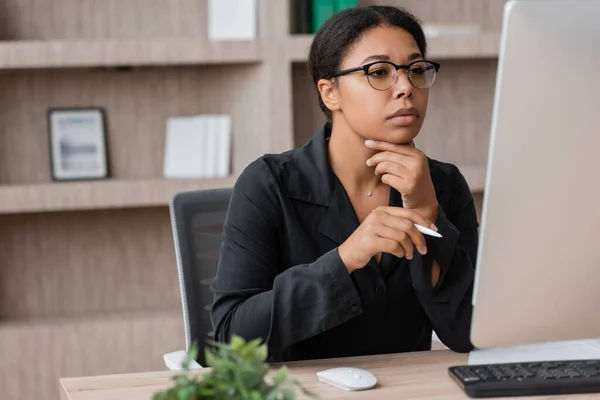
[317,78,341,112]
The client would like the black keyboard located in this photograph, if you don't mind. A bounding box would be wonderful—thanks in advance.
[449,359,600,398]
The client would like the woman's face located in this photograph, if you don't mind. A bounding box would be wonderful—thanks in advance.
[326,25,430,144]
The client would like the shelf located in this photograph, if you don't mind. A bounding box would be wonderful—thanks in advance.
[0,167,483,215]
[459,165,486,192]
[287,32,501,62]
[0,38,263,70]
[426,32,501,59]
[0,177,237,214]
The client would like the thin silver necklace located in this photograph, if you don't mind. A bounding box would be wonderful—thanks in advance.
[327,137,379,197]
[331,165,379,197]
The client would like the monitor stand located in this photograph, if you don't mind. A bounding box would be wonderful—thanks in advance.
[468,339,600,365]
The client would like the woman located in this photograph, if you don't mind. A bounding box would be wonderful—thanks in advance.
[210,5,478,362]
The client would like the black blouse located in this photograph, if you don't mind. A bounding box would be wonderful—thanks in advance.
[210,126,479,362]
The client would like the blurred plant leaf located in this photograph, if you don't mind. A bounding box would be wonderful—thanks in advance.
[152,335,316,400]
[283,387,296,400]
[274,366,288,384]
[204,347,219,368]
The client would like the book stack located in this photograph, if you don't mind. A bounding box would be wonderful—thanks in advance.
[291,0,358,34]
[163,115,232,179]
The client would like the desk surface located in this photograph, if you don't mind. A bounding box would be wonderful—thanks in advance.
[60,350,600,400]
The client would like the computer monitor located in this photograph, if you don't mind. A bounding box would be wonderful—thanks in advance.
[470,0,600,350]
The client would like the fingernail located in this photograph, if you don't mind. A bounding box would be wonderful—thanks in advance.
[407,254,413,260]
[365,140,375,147]
[420,246,428,255]
[366,158,371,166]
[431,224,438,231]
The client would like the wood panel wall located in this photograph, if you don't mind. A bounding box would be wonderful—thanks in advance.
[0,0,208,40]
[0,207,181,321]
[0,311,184,400]
[360,0,507,31]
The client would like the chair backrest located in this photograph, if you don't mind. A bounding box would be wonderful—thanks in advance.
[169,187,232,366]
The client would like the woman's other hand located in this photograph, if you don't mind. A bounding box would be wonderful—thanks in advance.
[338,207,437,273]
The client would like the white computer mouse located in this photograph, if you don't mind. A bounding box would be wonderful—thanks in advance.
[316,367,377,391]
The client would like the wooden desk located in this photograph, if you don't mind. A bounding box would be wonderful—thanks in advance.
[60,350,599,400]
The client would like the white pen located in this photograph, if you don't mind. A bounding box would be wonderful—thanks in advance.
[415,224,443,238]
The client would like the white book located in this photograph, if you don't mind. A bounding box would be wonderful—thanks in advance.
[198,114,232,178]
[202,116,217,178]
[163,116,207,179]
[208,0,256,41]
[164,114,232,179]
[214,115,232,178]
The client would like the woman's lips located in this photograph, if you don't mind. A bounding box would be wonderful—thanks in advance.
[388,114,417,126]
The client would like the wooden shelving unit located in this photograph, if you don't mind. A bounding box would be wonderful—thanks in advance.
[0,177,237,214]
[0,39,264,69]
[0,0,503,398]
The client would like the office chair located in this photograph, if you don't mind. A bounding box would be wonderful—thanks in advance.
[164,187,232,370]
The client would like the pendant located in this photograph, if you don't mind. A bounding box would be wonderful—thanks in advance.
[367,191,372,196]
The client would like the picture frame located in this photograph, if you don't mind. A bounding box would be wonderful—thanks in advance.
[47,107,109,181]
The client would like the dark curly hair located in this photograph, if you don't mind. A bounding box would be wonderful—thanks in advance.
[307,6,427,125]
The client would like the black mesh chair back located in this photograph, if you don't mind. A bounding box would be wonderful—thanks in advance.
[169,187,232,366]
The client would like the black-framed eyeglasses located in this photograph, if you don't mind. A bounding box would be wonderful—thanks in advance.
[329,60,441,91]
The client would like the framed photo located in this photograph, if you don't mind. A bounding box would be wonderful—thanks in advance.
[48,108,109,181]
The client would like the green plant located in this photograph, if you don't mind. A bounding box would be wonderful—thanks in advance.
[153,336,315,400]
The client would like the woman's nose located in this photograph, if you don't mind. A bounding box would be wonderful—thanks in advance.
[391,69,414,99]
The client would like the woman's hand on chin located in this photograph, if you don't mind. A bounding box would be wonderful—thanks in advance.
[365,139,439,222]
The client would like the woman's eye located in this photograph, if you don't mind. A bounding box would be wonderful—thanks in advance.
[368,69,389,77]
[410,67,425,75]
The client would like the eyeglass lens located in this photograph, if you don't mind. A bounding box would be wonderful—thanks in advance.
[366,61,437,90]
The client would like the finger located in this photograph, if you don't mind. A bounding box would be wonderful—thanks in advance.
[372,209,427,255]
[382,216,427,255]
[380,173,415,195]
[365,140,421,157]
[374,161,412,180]
[375,206,437,231]
[375,162,415,195]
[374,225,415,259]
[371,235,406,260]
[367,151,412,168]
